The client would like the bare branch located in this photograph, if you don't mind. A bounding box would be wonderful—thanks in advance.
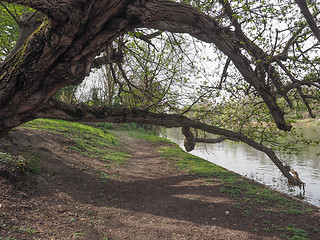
[218,58,231,89]
[0,2,21,26]
[275,25,305,59]
[138,31,163,40]
[132,31,163,50]
[181,89,213,115]
[297,87,316,118]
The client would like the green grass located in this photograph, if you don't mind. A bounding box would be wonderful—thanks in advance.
[0,151,14,163]
[23,119,117,146]
[22,119,129,165]
[285,224,310,240]
[158,146,233,177]
[127,132,173,144]
[70,232,86,238]
[1,122,319,239]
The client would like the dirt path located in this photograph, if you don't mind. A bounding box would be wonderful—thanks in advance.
[0,128,319,239]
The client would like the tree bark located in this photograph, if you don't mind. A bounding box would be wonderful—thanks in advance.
[0,0,134,136]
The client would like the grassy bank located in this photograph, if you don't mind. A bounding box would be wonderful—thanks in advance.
[0,119,129,181]
[0,119,319,240]
[22,119,130,165]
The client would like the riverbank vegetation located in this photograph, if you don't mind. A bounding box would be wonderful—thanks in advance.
[0,119,319,239]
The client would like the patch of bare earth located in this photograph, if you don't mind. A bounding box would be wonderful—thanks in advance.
[0,128,319,239]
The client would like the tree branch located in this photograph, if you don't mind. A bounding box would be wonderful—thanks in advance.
[218,0,295,110]
[132,30,163,50]
[295,0,320,43]
[4,11,44,61]
[91,50,124,69]
[33,98,302,187]
[1,0,79,20]
[218,58,231,89]
[0,0,134,134]
[134,0,291,131]
[0,0,293,134]
[0,2,21,26]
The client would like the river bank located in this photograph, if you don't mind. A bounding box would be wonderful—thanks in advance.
[163,123,320,208]
[0,120,320,239]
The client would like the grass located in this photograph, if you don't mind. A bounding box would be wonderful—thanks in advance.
[70,232,86,238]
[22,119,130,165]
[127,132,173,144]
[158,146,233,178]
[0,224,37,238]
[23,118,117,146]
[1,119,130,181]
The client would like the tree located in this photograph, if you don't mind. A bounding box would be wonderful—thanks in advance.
[1,0,319,187]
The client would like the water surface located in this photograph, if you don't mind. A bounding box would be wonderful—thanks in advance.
[163,127,320,207]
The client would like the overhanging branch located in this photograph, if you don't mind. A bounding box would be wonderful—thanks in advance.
[92,50,124,69]
[34,98,303,187]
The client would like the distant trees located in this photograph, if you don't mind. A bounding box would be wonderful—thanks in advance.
[1,0,320,186]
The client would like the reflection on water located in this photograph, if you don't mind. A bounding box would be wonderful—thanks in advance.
[163,128,320,207]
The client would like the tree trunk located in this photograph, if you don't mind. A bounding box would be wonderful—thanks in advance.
[0,0,134,136]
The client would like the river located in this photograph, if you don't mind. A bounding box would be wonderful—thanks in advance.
[162,125,320,207]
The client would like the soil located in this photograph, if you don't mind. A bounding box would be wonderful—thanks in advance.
[0,128,320,240]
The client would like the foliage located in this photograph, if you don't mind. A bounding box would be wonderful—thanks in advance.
[0,2,33,58]
[171,0,320,152]
[54,85,78,103]
[77,31,203,113]
[1,0,320,184]
[194,96,320,154]
[0,151,38,180]
[67,0,320,154]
